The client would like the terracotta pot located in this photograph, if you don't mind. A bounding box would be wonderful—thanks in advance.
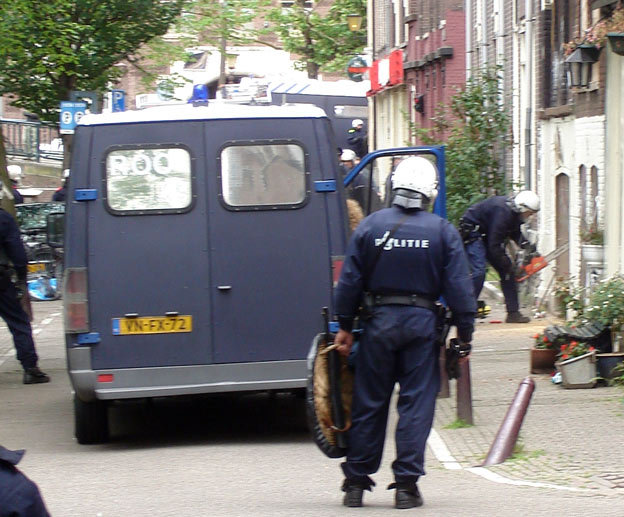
[530,348,558,374]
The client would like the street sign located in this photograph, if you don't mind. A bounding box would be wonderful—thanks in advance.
[346,56,369,82]
[59,101,87,134]
[111,89,125,112]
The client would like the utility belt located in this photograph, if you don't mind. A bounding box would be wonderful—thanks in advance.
[458,218,484,245]
[363,292,437,312]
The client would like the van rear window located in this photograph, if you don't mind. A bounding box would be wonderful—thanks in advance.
[220,144,306,207]
[105,147,192,212]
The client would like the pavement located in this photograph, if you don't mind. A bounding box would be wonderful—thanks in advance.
[432,286,624,494]
[2,290,624,514]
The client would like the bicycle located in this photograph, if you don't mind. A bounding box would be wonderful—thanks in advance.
[23,230,62,301]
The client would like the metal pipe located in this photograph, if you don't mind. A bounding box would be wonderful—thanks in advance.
[481,376,536,466]
[438,345,450,399]
[456,359,473,424]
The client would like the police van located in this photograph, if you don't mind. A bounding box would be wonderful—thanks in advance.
[63,100,445,443]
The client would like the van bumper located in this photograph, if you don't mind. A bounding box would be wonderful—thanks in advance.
[68,347,308,402]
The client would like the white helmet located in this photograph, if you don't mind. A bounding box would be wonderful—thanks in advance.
[512,190,540,213]
[7,165,22,184]
[351,119,364,128]
[391,156,439,208]
[340,149,356,161]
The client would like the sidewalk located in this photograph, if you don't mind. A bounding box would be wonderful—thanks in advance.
[432,290,624,494]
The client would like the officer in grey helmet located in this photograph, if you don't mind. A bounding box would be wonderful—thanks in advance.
[0,183,49,384]
[333,156,475,509]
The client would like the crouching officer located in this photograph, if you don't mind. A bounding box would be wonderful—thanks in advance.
[0,191,49,384]
[333,157,476,509]
[459,191,540,323]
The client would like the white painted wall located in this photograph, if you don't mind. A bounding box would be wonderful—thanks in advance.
[538,114,606,290]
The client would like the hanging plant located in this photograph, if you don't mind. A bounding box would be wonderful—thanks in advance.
[564,5,624,56]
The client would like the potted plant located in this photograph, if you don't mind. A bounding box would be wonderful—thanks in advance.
[564,5,624,56]
[580,225,604,263]
[555,341,598,389]
[583,275,624,351]
[530,332,559,374]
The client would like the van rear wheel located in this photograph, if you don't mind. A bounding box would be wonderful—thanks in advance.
[74,395,109,444]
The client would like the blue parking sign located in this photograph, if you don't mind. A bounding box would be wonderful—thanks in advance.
[111,89,125,112]
[59,101,87,134]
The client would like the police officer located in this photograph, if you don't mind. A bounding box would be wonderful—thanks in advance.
[7,165,24,205]
[52,169,69,202]
[0,189,49,384]
[333,157,476,509]
[0,445,51,516]
[459,191,540,324]
[347,119,368,158]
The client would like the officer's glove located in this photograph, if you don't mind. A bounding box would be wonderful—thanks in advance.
[520,240,538,257]
[445,338,471,380]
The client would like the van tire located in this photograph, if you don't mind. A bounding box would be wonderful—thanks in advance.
[74,395,109,444]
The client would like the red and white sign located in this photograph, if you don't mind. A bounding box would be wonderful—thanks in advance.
[367,49,404,96]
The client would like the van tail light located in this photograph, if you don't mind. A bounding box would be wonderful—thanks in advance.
[332,256,344,287]
[64,267,90,333]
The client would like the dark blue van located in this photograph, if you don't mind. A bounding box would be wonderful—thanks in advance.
[64,100,444,443]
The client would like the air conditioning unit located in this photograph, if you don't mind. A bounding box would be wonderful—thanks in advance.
[541,0,553,10]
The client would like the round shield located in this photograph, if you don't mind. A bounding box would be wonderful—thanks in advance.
[306,333,354,458]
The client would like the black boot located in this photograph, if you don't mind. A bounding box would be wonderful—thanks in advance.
[506,311,530,323]
[388,481,423,509]
[23,367,50,384]
[476,300,491,319]
[341,477,375,507]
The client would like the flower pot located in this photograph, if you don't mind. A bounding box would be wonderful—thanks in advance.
[581,244,604,263]
[596,353,624,380]
[556,351,597,389]
[608,33,624,56]
[530,348,558,374]
[611,330,624,353]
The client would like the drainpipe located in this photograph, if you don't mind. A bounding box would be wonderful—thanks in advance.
[371,0,377,151]
[466,0,472,80]
[524,0,533,188]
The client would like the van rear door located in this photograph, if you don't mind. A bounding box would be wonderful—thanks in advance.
[85,122,212,369]
[204,117,332,364]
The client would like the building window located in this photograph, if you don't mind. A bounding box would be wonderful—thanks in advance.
[281,0,313,8]
[590,165,599,228]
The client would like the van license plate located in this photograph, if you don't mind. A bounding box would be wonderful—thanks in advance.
[112,316,192,335]
[28,263,46,273]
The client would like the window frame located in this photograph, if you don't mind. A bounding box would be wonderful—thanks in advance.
[217,139,311,212]
[102,143,196,216]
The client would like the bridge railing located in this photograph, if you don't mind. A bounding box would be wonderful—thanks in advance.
[1,119,63,162]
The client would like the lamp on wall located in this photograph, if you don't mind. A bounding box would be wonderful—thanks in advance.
[564,45,600,88]
[347,14,363,32]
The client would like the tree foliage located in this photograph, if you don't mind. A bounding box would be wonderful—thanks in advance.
[411,67,511,224]
[0,0,187,124]
[265,0,366,79]
[144,0,271,93]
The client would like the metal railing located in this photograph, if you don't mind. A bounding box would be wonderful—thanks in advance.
[1,119,63,162]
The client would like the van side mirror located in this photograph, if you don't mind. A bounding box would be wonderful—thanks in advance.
[46,212,65,248]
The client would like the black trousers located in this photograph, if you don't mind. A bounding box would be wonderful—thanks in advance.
[0,283,38,369]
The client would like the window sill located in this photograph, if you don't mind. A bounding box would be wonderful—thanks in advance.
[538,105,575,120]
